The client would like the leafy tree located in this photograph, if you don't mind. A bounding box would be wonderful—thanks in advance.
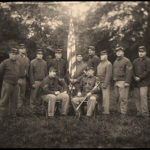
[77,1,150,62]
[0,1,150,63]
[0,2,70,61]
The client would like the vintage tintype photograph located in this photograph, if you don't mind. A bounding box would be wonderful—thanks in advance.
[0,1,150,148]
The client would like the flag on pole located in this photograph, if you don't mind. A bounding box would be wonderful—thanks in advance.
[67,17,76,78]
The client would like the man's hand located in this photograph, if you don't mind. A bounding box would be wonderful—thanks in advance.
[86,92,92,97]
[62,91,67,94]
[70,79,77,83]
[55,91,60,95]
[77,92,82,97]
[32,84,36,88]
[124,83,130,87]
[102,83,107,89]
[18,79,22,85]
[134,76,140,82]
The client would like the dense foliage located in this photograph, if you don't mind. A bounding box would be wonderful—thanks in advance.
[0,2,150,62]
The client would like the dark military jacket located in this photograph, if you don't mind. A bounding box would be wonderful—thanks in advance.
[39,75,68,96]
[113,56,132,84]
[133,56,150,87]
[77,75,99,96]
[74,61,87,79]
[17,55,30,78]
[87,54,100,75]
[29,58,47,85]
[0,58,19,85]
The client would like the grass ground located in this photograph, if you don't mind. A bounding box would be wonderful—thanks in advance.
[0,90,150,148]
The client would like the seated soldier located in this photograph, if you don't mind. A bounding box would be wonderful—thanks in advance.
[39,67,69,118]
[71,66,100,117]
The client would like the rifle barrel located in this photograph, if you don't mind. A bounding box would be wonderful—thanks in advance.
[75,81,100,111]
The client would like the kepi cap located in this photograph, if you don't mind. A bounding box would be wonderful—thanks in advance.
[19,43,25,49]
[88,46,95,51]
[55,48,63,53]
[100,50,108,55]
[115,46,124,52]
[9,48,18,54]
[76,51,83,56]
[49,66,57,72]
[37,49,43,54]
[138,46,146,52]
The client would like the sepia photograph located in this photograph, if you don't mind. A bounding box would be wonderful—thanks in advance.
[0,1,150,148]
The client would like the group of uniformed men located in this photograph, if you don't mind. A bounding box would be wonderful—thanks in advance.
[0,44,150,120]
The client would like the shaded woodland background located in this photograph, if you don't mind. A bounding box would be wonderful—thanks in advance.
[0,1,150,63]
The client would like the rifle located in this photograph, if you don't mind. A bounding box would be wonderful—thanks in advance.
[76,81,101,111]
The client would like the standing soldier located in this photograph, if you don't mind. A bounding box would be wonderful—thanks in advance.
[29,49,47,111]
[113,46,132,116]
[70,52,87,96]
[97,50,112,115]
[133,46,150,118]
[0,48,19,119]
[71,67,99,117]
[87,46,100,75]
[48,49,67,81]
[17,44,30,113]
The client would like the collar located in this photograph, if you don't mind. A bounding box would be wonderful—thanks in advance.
[89,55,94,58]
[117,56,123,61]
[76,61,83,65]
[36,58,43,61]
[139,56,146,60]
[87,75,94,78]
[56,58,61,61]
[10,59,16,63]
[48,76,56,80]
[101,59,107,63]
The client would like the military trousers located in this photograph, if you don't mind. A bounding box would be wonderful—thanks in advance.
[30,81,41,109]
[114,81,129,114]
[101,85,110,114]
[0,81,18,117]
[133,86,149,116]
[17,78,26,109]
[71,94,97,116]
[42,93,69,116]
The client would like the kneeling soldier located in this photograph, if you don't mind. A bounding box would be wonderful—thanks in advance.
[71,66,99,117]
[39,67,69,118]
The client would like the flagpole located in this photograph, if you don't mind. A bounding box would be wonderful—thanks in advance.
[67,9,76,111]
[68,10,73,114]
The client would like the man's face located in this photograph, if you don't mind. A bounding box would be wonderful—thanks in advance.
[55,53,62,59]
[9,53,17,60]
[116,50,124,57]
[19,48,26,56]
[88,49,95,56]
[139,51,146,58]
[49,70,56,78]
[87,69,94,77]
[77,55,83,62]
[100,54,107,61]
[36,54,43,59]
